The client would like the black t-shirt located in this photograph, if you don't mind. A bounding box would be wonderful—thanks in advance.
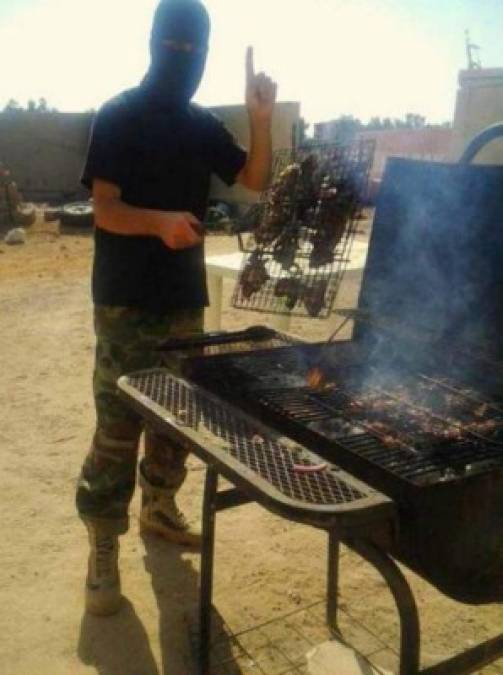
[82,86,247,312]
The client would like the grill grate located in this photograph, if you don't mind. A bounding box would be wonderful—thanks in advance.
[128,371,366,506]
[183,343,503,489]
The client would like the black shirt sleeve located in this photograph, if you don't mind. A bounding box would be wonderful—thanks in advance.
[205,113,247,187]
[81,97,131,191]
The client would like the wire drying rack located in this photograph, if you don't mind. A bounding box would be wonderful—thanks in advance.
[232,140,375,319]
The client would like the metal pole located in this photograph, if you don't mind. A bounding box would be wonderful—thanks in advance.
[348,539,421,675]
[326,529,340,633]
[199,465,219,675]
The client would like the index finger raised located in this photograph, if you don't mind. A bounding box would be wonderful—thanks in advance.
[246,46,255,83]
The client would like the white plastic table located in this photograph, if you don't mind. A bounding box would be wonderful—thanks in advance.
[204,238,369,331]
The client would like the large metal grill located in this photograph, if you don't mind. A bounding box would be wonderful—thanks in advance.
[178,335,503,604]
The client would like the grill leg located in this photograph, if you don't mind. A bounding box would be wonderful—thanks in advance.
[326,529,340,633]
[348,539,420,675]
[199,465,218,675]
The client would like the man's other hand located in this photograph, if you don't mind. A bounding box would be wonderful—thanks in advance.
[92,180,204,246]
[159,211,204,249]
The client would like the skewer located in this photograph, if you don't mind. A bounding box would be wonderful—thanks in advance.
[305,382,420,453]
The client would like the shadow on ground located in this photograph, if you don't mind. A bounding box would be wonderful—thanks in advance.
[77,533,237,675]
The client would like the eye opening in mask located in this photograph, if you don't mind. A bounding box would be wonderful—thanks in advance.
[161,38,208,55]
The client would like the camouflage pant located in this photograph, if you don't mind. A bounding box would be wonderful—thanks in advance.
[76,305,204,535]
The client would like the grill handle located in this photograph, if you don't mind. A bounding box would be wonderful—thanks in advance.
[156,324,278,352]
[459,122,503,164]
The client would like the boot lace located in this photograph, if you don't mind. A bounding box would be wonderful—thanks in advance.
[95,536,116,578]
[157,495,189,530]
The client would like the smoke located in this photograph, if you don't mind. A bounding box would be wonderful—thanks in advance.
[356,156,503,385]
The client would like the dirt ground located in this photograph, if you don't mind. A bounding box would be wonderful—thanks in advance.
[0,215,502,675]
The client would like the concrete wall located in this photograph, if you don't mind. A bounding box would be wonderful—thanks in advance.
[0,112,93,202]
[0,101,300,204]
[209,101,301,208]
[450,68,503,163]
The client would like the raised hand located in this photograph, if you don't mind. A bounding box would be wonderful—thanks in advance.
[245,46,277,125]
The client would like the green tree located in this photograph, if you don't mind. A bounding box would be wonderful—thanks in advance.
[368,116,383,130]
[3,99,22,113]
[36,97,48,112]
[405,113,426,129]
[331,115,363,143]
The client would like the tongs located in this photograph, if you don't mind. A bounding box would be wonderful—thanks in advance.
[307,310,354,377]
[156,325,277,352]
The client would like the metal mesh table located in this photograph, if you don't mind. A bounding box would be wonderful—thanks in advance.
[119,370,391,528]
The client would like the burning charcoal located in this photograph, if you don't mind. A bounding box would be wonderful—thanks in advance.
[303,280,328,317]
[239,253,270,299]
[274,277,302,310]
[306,366,326,390]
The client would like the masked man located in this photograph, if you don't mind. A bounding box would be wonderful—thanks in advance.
[76,0,276,616]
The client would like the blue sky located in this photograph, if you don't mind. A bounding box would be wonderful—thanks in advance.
[0,0,502,125]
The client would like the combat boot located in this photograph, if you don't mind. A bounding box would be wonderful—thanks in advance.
[85,523,122,616]
[139,465,201,548]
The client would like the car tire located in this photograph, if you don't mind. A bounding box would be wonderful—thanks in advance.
[15,203,36,227]
[60,202,94,229]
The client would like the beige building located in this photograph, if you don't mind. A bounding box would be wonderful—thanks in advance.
[450,68,503,163]
[312,121,452,181]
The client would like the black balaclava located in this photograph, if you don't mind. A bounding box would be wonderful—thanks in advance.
[144,0,210,107]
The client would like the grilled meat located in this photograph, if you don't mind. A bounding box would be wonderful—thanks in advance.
[309,177,353,268]
[295,154,320,221]
[254,163,301,245]
[309,232,335,267]
[239,253,270,299]
[303,279,328,317]
[274,276,302,310]
[272,230,299,270]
